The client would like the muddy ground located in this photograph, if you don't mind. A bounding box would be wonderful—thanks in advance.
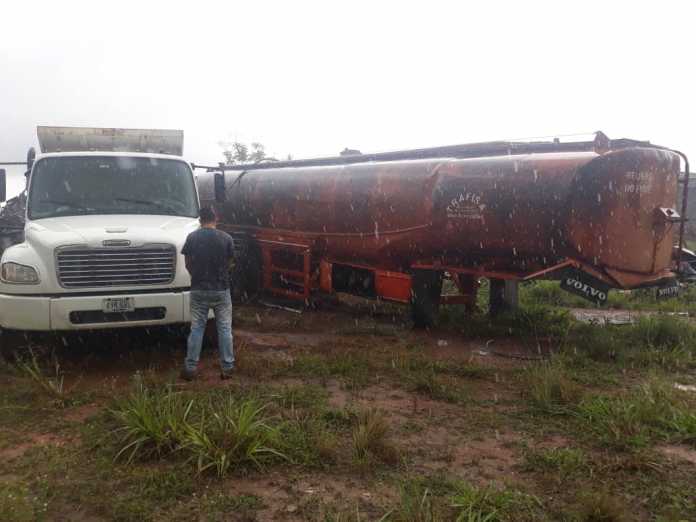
[1,298,696,521]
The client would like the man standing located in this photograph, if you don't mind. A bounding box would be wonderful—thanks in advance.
[180,206,235,380]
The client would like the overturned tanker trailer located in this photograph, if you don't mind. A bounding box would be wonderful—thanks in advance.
[195,132,690,327]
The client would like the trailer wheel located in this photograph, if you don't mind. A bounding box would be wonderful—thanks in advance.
[230,238,262,302]
[411,269,443,328]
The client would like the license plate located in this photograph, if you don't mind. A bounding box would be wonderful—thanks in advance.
[102,297,135,314]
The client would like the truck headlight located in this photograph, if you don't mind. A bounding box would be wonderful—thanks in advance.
[1,262,40,284]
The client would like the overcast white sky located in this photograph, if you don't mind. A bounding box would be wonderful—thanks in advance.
[1,0,694,197]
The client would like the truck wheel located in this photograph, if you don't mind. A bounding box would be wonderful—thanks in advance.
[411,269,443,328]
[0,329,28,360]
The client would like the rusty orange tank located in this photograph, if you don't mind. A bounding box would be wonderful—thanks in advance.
[195,133,688,326]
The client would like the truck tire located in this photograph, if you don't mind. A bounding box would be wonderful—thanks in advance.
[0,329,28,360]
[411,269,443,328]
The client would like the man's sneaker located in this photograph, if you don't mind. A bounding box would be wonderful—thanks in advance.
[220,368,234,380]
[180,369,198,382]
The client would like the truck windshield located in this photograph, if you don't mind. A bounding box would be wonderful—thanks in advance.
[27,156,198,219]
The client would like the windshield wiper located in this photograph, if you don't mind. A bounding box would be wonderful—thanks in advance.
[115,198,178,213]
[39,199,92,210]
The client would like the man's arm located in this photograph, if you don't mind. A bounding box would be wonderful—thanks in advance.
[181,235,193,276]
[227,236,236,272]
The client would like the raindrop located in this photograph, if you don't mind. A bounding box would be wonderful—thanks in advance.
[533,169,538,182]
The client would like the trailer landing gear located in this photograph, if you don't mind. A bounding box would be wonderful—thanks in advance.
[489,278,519,317]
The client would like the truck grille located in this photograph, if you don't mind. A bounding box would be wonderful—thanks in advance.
[56,245,176,288]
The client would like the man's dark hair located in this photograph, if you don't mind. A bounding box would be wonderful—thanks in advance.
[199,206,218,224]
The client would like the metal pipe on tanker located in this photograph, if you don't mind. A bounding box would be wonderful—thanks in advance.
[673,151,691,271]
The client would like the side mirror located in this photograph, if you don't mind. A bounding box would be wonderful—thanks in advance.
[26,147,36,173]
[0,168,6,202]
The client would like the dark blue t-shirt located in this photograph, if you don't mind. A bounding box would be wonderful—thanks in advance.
[181,228,235,290]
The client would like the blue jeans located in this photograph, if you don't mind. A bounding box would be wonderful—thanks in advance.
[186,290,234,372]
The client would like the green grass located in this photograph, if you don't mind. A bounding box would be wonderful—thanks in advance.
[522,359,584,415]
[442,303,574,346]
[15,350,74,406]
[279,409,341,468]
[561,315,696,372]
[577,378,696,450]
[0,480,49,522]
[351,408,399,469]
[450,483,541,522]
[110,382,286,475]
[181,397,286,476]
[520,280,590,309]
[4,317,696,521]
[289,350,373,388]
[522,447,588,480]
[567,492,629,522]
[110,381,194,462]
[382,477,543,522]
[384,481,440,521]
[270,383,329,410]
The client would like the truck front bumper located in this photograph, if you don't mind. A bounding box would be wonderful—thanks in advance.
[0,291,191,331]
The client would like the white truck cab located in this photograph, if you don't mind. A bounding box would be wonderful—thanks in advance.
[0,127,199,331]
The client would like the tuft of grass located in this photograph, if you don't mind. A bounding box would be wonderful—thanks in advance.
[199,493,263,520]
[405,369,466,403]
[280,409,341,468]
[522,359,583,414]
[271,384,328,410]
[565,323,625,364]
[384,481,441,522]
[15,350,75,406]
[450,483,541,522]
[109,381,287,476]
[384,476,543,521]
[568,491,628,522]
[110,380,193,462]
[351,409,399,468]
[181,397,286,476]
[522,447,587,480]
[392,353,468,403]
